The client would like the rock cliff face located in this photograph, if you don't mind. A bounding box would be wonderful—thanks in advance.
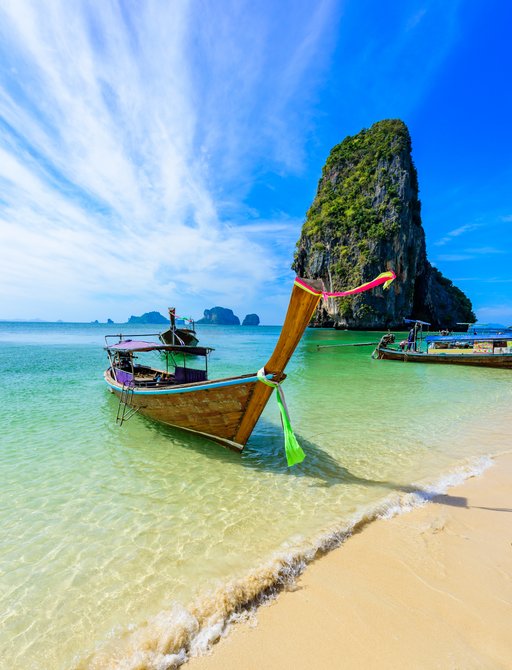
[292,119,475,329]
[197,307,240,325]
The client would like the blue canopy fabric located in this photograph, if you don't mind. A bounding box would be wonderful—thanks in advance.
[425,333,512,343]
[404,318,431,326]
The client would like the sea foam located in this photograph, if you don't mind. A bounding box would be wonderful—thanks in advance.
[73,454,495,670]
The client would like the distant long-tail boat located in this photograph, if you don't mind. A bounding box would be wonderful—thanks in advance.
[104,271,395,462]
[374,319,512,368]
[375,333,512,368]
[159,308,199,347]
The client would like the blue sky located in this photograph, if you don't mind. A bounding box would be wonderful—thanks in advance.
[0,0,510,324]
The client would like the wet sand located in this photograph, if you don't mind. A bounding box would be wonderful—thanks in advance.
[189,452,512,670]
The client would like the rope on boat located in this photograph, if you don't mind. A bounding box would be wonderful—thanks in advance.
[322,270,396,297]
[167,308,195,323]
[173,314,194,323]
[257,367,305,467]
[295,270,396,299]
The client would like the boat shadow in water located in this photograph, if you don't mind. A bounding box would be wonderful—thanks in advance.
[138,414,359,479]
[253,430,471,508]
[139,417,471,509]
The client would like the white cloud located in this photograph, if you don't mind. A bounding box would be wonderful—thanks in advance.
[476,305,512,325]
[464,247,506,255]
[405,9,428,31]
[0,1,337,322]
[434,223,482,246]
[435,245,507,262]
[436,254,473,261]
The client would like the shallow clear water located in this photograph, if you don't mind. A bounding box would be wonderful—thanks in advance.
[0,322,510,669]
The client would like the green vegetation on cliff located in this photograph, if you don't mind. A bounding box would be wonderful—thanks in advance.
[292,119,475,329]
[304,119,417,242]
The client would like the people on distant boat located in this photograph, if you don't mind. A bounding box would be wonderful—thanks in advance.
[407,325,416,351]
[378,332,396,349]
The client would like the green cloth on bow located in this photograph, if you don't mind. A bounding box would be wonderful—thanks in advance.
[257,368,305,467]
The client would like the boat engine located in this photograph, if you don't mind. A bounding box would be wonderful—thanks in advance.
[379,333,395,347]
[372,332,395,359]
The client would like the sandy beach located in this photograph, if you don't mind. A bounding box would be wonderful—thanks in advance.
[189,452,512,670]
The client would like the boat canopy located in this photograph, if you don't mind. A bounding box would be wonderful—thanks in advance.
[404,318,431,326]
[425,333,512,343]
[465,322,510,333]
[105,339,213,355]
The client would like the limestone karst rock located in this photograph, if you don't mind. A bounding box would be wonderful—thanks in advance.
[293,119,475,329]
[197,307,240,325]
[127,311,168,324]
[242,314,260,326]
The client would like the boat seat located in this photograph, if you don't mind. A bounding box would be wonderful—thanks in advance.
[174,366,207,383]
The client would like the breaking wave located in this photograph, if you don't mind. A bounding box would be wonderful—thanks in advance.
[73,455,494,670]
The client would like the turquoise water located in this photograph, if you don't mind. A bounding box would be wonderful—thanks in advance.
[0,322,511,669]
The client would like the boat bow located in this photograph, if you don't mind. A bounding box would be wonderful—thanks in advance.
[232,277,323,445]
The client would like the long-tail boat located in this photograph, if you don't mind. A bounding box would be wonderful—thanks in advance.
[159,308,199,346]
[105,277,324,454]
[104,271,396,460]
[374,319,512,368]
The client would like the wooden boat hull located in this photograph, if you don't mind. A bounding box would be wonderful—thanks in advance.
[376,346,512,368]
[105,277,324,450]
[105,370,265,451]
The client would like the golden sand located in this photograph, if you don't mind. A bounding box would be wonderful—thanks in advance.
[189,453,512,670]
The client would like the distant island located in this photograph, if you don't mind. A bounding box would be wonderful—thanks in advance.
[197,307,240,325]
[128,311,168,324]
[122,309,260,327]
[242,314,260,326]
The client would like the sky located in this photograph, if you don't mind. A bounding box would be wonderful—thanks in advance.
[0,0,511,325]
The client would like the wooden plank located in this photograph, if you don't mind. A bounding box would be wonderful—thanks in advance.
[233,278,323,445]
[115,380,257,441]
